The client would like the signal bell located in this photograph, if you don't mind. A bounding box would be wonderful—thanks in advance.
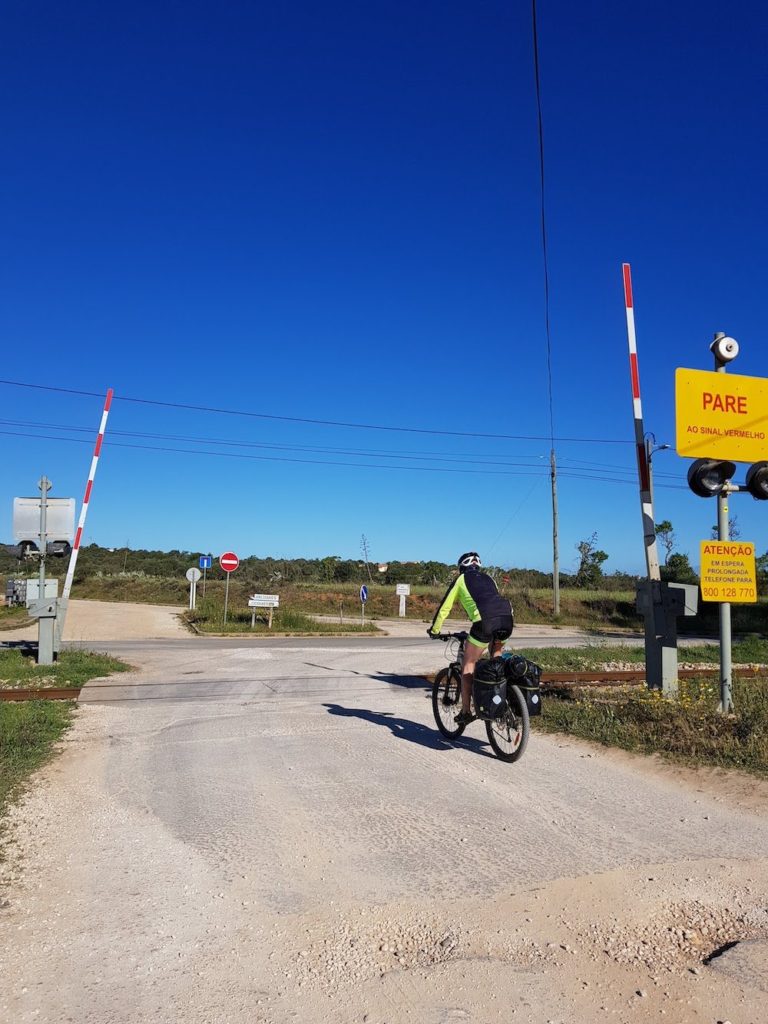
[687,459,736,497]
[745,461,768,500]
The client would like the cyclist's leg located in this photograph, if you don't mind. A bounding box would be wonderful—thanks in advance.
[461,624,490,713]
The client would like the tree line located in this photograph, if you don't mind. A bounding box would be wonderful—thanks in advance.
[2,534,765,591]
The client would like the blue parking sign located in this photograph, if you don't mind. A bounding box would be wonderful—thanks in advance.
[200,555,212,570]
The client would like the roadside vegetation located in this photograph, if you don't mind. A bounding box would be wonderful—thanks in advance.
[515,636,768,671]
[0,606,32,631]
[185,598,379,635]
[0,700,75,820]
[536,676,768,778]
[0,650,131,822]
[516,642,768,778]
[0,648,130,691]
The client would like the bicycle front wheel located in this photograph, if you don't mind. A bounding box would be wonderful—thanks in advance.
[485,684,529,762]
[432,667,465,739]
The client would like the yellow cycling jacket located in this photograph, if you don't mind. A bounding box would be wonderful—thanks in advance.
[429,567,510,634]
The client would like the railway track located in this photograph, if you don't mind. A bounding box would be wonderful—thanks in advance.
[0,666,763,702]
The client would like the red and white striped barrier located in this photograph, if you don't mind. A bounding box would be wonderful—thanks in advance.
[622,265,660,581]
[56,388,113,647]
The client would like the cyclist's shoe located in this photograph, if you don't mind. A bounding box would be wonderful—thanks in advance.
[454,709,476,727]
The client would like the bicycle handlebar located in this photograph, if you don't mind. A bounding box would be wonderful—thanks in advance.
[431,631,469,642]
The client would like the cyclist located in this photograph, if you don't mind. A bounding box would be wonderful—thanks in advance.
[427,552,513,725]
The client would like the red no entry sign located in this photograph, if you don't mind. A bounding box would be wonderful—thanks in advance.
[219,551,239,573]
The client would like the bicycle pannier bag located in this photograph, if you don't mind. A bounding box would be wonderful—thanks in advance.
[515,660,543,716]
[473,657,508,719]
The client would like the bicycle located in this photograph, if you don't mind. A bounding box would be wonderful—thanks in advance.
[430,631,530,762]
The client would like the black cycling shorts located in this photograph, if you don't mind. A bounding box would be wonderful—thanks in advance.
[469,613,514,647]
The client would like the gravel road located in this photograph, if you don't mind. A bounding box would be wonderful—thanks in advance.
[2,632,767,1023]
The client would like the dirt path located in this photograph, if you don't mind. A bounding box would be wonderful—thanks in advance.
[2,653,767,1023]
[0,599,188,642]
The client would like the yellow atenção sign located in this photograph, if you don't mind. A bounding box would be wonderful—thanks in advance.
[700,540,757,603]
[676,368,768,462]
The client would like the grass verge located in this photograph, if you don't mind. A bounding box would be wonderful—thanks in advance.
[535,675,768,778]
[185,600,380,635]
[0,701,76,818]
[0,606,32,631]
[0,648,131,690]
[515,636,768,672]
[511,642,768,778]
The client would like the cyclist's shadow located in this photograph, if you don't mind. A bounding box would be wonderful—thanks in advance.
[322,703,492,756]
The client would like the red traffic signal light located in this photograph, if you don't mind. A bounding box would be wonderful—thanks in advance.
[687,459,736,498]
[745,461,768,500]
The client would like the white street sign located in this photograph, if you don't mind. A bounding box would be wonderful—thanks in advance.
[248,594,280,608]
[186,567,202,582]
[248,593,279,630]
[395,583,411,596]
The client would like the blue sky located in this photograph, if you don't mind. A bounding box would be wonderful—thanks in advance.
[1,1,766,574]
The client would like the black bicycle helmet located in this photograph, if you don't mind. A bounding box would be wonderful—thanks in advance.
[457,552,481,569]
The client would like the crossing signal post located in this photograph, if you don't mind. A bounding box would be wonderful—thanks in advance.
[678,334,767,713]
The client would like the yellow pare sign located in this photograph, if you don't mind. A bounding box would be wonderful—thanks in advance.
[676,368,768,462]
[700,541,757,603]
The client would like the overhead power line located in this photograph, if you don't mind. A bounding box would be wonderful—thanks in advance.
[0,416,680,477]
[0,378,633,445]
[0,427,686,489]
[0,429,551,476]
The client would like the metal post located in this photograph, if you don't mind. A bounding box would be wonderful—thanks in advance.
[717,491,733,711]
[714,334,733,713]
[37,477,53,665]
[202,565,207,599]
[550,449,560,616]
[38,476,49,603]
[224,573,230,625]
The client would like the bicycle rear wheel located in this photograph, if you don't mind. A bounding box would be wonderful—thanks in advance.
[485,684,529,762]
[432,667,465,739]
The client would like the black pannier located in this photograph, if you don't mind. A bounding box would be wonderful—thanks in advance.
[472,657,508,720]
[502,653,543,716]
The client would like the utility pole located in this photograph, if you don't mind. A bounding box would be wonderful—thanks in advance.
[361,534,373,584]
[550,449,560,615]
